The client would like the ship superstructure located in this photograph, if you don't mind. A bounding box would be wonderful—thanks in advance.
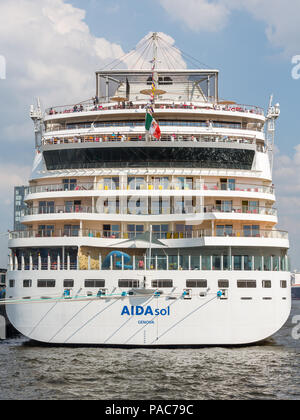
[5,34,291,345]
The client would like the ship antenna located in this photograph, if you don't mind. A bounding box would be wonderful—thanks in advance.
[266,94,280,173]
[30,97,44,150]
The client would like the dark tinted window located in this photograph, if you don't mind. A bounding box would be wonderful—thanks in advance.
[64,280,74,288]
[237,280,256,288]
[85,280,105,288]
[23,280,32,288]
[186,280,207,288]
[218,280,229,288]
[37,280,56,288]
[118,280,139,288]
[152,280,173,288]
[44,148,255,171]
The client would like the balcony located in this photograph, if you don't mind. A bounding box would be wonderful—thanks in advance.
[10,228,288,241]
[22,204,277,218]
[9,230,289,273]
[42,133,265,152]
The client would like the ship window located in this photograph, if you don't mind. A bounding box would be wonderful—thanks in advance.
[146,76,153,85]
[234,256,242,270]
[280,281,287,289]
[37,280,56,288]
[152,280,173,288]
[64,225,80,237]
[244,256,253,271]
[23,279,32,288]
[38,225,55,237]
[118,280,139,288]
[128,177,146,190]
[201,255,211,271]
[243,225,260,237]
[218,280,229,288]
[254,256,263,271]
[262,280,272,288]
[85,280,105,288]
[38,201,55,214]
[219,179,235,191]
[127,225,144,238]
[64,280,74,288]
[152,224,169,239]
[237,280,256,288]
[186,280,207,288]
[212,256,221,271]
[147,76,173,85]
[63,179,77,191]
[158,76,173,85]
[216,225,233,237]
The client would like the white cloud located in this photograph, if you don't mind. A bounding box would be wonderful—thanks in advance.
[159,0,300,56]
[159,0,230,33]
[0,0,126,147]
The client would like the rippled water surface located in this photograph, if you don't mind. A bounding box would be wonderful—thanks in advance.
[1,301,300,400]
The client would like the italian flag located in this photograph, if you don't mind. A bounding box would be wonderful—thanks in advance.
[145,112,161,139]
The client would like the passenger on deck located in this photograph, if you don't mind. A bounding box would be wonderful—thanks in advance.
[0,286,6,299]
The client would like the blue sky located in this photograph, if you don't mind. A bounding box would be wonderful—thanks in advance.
[0,0,299,267]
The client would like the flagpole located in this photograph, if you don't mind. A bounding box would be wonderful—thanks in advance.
[145,33,161,141]
[151,32,158,106]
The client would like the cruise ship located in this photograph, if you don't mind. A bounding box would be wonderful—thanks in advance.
[5,33,291,346]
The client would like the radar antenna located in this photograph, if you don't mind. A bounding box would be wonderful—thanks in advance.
[30,98,44,150]
[266,94,280,173]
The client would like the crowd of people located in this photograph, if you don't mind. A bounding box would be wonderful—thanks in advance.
[46,99,264,117]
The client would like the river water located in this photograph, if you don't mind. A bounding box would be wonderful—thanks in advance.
[0,301,300,400]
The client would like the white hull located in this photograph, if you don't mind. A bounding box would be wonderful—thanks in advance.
[6,270,291,346]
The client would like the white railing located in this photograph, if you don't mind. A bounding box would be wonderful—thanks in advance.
[22,204,277,217]
[45,99,264,117]
[10,229,288,241]
[25,181,275,195]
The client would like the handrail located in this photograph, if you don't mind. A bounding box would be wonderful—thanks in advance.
[22,204,277,217]
[9,228,288,240]
[44,121,261,133]
[42,133,262,143]
[45,99,264,117]
[41,134,265,152]
[25,181,275,195]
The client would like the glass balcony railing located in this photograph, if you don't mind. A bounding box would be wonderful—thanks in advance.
[22,205,277,217]
[41,134,264,149]
[25,181,275,195]
[9,229,288,241]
